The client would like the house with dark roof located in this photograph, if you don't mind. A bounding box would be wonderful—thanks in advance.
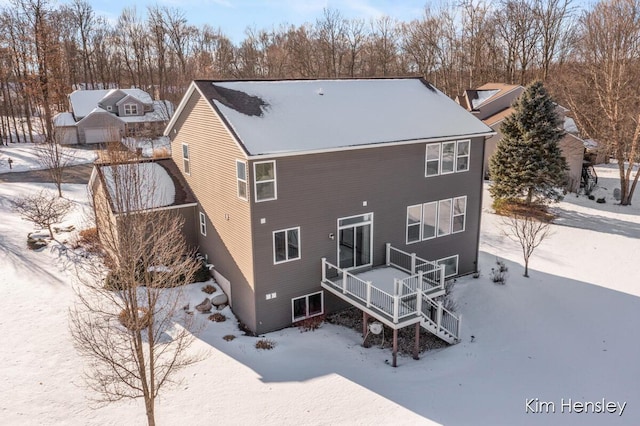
[456,83,586,191]
[164,77,494,361]
[53,88,173,145]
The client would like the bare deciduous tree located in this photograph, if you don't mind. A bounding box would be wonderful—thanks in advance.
[70,158,203,426]
[12,189,73,240]
[502,211,552,277]
[35,131,74,196]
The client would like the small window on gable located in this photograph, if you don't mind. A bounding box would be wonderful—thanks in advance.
[199,212,206,236]
[236,160,247,200]
[182,143,190,175]
[273,227,300,264]
[124,103,138,116]
[437,255,459,278]
[456,140,470,172]
[254,161,276,202]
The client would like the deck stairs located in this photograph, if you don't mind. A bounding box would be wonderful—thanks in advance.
[321,244,461,344]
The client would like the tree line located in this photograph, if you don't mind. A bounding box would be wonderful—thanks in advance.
[1,0,639,203]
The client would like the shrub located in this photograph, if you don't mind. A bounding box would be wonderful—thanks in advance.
[192,262,211,283]
[223,334,236,341]
[490,259,508,285]
[255,339,275,350]
[27,232,47,250]
[77,227,101,253]
[440,279,458,312]
[208,313,226,322]
[201,284,217,294]
[294,314,325,332]
[118,307,151,331]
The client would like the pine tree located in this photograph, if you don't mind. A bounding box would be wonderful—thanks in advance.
[489,81,568,206]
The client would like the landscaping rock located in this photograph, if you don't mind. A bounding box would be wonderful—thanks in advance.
[211,293,228,306]
[195,298,212,313]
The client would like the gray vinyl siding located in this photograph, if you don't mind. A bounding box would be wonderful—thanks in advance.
[250,137,486,333]
[169,89,257,331]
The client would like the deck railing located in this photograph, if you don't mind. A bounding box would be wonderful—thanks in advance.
[321,245,461,342]
[386,244,445,293]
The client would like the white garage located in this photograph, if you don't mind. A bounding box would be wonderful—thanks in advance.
[84,127,121,144]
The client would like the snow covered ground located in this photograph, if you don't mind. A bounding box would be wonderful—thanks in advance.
[0,143,97,174]
[0,152,638,425]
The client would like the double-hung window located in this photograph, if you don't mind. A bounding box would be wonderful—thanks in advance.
[236,160,247,200]
[425,140,471,177]
[254,161,276,202]
[452,196,467,233]
[273,227,300,264]
[124,103,138,116]
[407,197,466,243]
[182,143,190,175]
[199,212,206,236]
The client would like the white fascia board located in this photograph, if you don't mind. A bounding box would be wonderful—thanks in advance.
[246,131,496,161]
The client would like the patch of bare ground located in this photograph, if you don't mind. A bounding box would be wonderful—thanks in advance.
[326,307,448,356]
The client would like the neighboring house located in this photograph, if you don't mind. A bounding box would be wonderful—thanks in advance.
[89,158,198,257]
[53,88,173,145]
[457,83,585,192]
[164,76,494,354]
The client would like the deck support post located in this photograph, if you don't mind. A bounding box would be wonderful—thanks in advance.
[362,311,369,339]
[321,258,327,282]
[392,328,398,367]
[440,264,446,290]
[411,253,416,274]
[385,243,391,266]
[413,323,420,360]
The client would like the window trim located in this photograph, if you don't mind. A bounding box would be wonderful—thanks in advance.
[273,226,301,265]
[456,139,471,172]
[123,103,138,116]
[182,143,190,175]
[337,212,374,270]
[199,211,206,236]
[236,160,248,200]
[437,254,459,278]
[291,291,324,322]
[452,196,467,234]
[254,160,277,202]
[425,140,471,177]
[406,204,422,244]
[421,201,438,241]
[437,199,452,237]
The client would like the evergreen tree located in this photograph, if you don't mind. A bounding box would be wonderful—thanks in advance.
[489,81,568,206]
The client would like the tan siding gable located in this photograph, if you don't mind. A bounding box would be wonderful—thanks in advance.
[171,92,255,288]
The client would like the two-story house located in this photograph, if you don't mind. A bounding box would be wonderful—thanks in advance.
[457,83,586,191]
[164,77,494,356]
[53,88,173,145]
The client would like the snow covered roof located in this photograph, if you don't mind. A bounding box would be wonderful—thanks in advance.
[470,89,500,109]
[53,112,76,127]
[564,117,578,134]
[98,160,196,214]
[69,88,154,119]
[190,78,494,156]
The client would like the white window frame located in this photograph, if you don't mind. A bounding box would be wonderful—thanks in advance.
[440,141,456,175]
[291,291,324,322]
[425,143,441,177]
[273,226,301,264]
[425,140,471,177]
[182,143,190,175]
[254,160,277,202]
[452,196,467,234]
[456,140,471,172]
[437,199,452,237]
[421,201,438,241]
[199,212,206,236]
[406,204,422,244]
[437,254,459,278]
[337,213,374,269]
[124,103,138,116]
[236,160,247,200]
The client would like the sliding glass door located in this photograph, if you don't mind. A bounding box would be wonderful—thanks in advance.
[338,213,373,269]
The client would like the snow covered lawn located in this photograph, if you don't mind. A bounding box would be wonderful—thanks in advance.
[0,157,638,425]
